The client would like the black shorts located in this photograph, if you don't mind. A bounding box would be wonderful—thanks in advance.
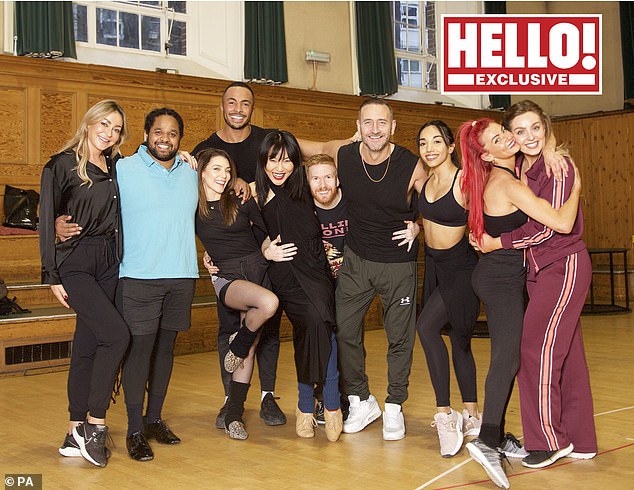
[117,278,196,335]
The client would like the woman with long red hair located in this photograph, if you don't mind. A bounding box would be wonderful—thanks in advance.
[458,117,580,488]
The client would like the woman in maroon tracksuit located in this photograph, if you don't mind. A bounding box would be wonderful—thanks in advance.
[483,100,597,469]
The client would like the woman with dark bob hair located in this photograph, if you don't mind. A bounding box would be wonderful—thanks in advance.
[254,130,342,442]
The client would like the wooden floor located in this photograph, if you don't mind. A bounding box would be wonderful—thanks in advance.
[1,313,633,490]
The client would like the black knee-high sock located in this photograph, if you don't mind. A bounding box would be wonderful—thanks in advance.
[145,329,178,423]
[122,333,157,436]
[230,321,258,358]
[225,381,250,427]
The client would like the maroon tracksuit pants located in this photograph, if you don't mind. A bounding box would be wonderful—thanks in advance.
[518,250,597,453]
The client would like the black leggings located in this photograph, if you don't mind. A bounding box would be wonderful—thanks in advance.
[122,329,178,434]
[60,236,130,421]
[472,250,526,447]
[416,288,477,407]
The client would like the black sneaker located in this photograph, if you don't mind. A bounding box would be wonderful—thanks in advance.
[59,432,112,459]
[259,393,287,426]
[59,433,82,457]
[73,422,109,467]
[144,418,181,444]
[215,403,227,429]
[522,443,574,468]
[314,400,325,425]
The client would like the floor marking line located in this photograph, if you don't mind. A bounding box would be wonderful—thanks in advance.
[594,405,634,417]
[414,458,474,489]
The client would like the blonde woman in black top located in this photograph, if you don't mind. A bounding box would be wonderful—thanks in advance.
[39,100,130,467]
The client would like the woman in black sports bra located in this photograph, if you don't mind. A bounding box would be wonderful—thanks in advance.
[459,118,581,488]
[414,120,481,458]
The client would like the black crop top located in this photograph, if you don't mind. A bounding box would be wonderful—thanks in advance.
[484,209,528,238]
[483,165,528,237]
[418,169,467,227]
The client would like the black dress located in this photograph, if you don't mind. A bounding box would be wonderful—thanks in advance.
[261,184,335,383]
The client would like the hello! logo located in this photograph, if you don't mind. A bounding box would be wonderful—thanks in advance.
[441,15,601,94]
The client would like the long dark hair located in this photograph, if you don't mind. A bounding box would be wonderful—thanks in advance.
[197,148,238,226]
[417,120,460,168]
[255,130,306,208]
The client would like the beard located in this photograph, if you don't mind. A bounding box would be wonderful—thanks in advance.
[362,134,390,153]
[147,144,179,162]
[313,189,337,207]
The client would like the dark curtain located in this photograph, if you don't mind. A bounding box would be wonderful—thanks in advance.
[244,1,288,84]
[16,1,76,58]
[620,2,634,105]
[484,1,509,109]
[355,1,398,96]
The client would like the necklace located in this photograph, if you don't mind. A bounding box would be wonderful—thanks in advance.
[361,147,392,183]
[208,200,219,210]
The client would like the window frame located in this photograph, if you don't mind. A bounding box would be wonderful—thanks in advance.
[72,1,188,57]
[392,0,438,92]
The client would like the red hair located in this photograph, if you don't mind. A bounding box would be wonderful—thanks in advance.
[458,118,495,242]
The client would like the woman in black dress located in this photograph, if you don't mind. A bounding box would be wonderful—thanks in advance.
[255,130,342,442]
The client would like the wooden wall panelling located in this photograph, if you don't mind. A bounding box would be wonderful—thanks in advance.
[40,90,77,165]
[553,111,634,252]
[263,106,358,142]
[0,87,27,166]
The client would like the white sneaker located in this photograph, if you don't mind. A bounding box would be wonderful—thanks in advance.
[432,409,464,457]
[382,403,405,441]
[462,409,482,436]
[566,451,596,459]
[467,438,510,489]
[343,394,381,433]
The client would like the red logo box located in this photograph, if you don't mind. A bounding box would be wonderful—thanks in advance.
[441,15,602,94]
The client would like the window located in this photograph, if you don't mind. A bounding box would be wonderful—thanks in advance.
[391,1,437,91]
[73,1,187,56]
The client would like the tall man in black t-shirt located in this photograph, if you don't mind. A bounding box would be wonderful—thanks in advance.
[193,82,286,428]
[299,98,425,441]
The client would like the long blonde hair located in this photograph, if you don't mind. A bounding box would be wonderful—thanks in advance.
[60,100,129,186]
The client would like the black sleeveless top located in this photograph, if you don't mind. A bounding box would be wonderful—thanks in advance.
[337,142,418,262]
[418,168,467,227]
[483,165,528,237]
